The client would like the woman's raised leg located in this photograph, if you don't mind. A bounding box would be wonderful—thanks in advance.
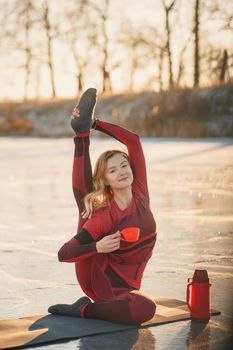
[70,88,97,230]
[72,135,93,230]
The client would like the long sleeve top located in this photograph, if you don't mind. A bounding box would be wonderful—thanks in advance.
[58,120,157,301]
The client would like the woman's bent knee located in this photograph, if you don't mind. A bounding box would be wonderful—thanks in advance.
[129,294,156,324]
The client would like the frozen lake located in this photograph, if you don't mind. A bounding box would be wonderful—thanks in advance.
[0,136,233,349]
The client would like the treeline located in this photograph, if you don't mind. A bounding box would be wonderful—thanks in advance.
[0,85,232,137]
[0,0,232,100]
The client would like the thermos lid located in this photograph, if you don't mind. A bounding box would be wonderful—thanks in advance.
[193,269,209,283]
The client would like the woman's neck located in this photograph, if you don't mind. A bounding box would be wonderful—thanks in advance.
[113,187,132,210]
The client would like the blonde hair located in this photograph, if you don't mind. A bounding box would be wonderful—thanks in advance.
[82,149,130,219]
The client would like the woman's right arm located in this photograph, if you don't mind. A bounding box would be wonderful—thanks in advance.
[58,229,121,263]
[58,228,97,263]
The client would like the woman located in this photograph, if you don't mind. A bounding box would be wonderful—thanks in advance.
[48,88,157,324]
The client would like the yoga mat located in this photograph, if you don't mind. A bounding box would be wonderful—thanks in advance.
[0,298,220,349]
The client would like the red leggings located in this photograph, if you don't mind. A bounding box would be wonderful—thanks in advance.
[85,290,156,325]
[72,133,156,324]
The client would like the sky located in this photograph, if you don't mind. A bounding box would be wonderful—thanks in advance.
[0,0,232,101]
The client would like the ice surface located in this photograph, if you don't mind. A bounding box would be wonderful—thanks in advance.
[0,136,232,349]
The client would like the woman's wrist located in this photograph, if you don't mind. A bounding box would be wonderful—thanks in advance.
[91,118,99,130]
[91,117,100,130]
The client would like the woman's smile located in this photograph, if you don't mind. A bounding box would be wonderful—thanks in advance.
[118,175,129,181]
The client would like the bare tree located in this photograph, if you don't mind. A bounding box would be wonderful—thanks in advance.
[91,0,112,93]
[62,0,97,95]
[100,0,111,92]
[219,49,228,83]
[71,49,85,94]
[176,34,192,86]
[1,0,37,101]
[158,48,165,91]
[201,43,226,84]
[205,1,233,32]
[194,0,233,86]
[0,2,16,50]
[141,25,166,91]
[163,0,176,88]
[39,0,58,98]
[176,45,186,86]
[193,0,200,87]
[118,21,166,91]
[118,23,150,91]
[221,10,233,31]
[34,62,41,100]
[18,0,36,101]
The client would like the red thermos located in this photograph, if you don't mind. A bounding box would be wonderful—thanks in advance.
[186,269,211,322]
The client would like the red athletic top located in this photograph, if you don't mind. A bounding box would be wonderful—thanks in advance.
[58,120,157,302]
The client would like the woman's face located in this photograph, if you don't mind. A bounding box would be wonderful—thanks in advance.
[104,153,133,191]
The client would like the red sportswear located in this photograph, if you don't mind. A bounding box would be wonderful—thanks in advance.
[58,120,157,302]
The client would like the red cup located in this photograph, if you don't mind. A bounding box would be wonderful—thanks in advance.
[121,227,140,242]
